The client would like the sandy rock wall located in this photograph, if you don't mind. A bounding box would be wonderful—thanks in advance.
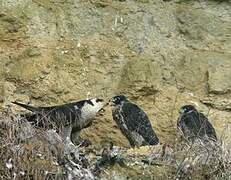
[0,0,231,146]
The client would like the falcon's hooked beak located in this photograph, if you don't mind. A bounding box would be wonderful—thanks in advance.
[94,98,106,115]
[179,108,185,114]
[108,99,115,106]
[96,100,110,117]
[97,107,105,117]
[99,108,105,113]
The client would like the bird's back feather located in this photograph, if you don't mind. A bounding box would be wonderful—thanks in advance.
[12,101,84,127]
[12,101,40,112]
[177,110,217,141]
[113,102,159,146]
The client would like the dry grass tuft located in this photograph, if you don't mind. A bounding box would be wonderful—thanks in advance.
[0,108,230,180]
[0,109,95,179]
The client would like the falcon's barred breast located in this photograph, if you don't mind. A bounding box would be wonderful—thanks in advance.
[110,95,159,147]
[177,105,217,142]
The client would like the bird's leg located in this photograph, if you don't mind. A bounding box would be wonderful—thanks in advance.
[71,130,91,147]
[71,130,82,145]
[62,126,72,142]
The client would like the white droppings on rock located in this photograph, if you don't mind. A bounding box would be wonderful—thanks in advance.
[77,42,81,47]
[6,158,13,170]
[120,17,123,23]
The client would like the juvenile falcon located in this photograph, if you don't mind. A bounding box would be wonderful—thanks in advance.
[12,98,105,144]
[177,105,217,142]
[110,95,159,147]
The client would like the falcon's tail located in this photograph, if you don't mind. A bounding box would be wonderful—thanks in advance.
[141,128,159,146]
[148,135,159,145]
[12,101,38,112]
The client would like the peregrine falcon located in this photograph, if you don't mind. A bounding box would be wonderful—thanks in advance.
[177,105,217,142]
[12,98,105,144]
[110,95,159,147]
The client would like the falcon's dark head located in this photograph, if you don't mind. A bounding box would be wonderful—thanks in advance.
[110,95,128,106]
[179,105,197,114]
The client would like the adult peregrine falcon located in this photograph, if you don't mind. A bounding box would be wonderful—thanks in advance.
[177,105,217,142]
[12,98,105,144]
[110,95,159,147]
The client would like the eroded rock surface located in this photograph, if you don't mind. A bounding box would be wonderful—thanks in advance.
[0,0,230,148]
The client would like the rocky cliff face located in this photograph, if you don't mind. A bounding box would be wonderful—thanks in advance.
[0,0,231,147]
